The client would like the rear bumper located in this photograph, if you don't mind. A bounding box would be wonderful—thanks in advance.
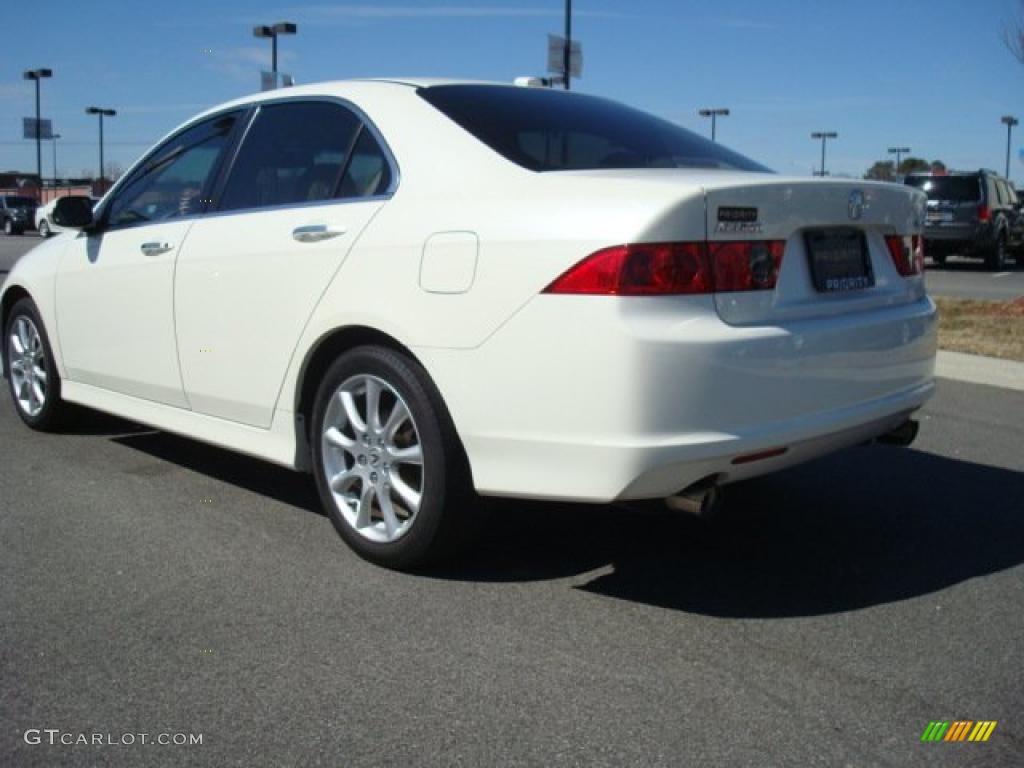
[417,293,937,502]
[923,223,991,250]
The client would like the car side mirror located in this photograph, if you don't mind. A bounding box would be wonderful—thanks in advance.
[52,196,95,229]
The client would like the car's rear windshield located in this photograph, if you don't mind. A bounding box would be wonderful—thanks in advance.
[4,196,35,207]
[904,176,980,202]
[418,84,771,173]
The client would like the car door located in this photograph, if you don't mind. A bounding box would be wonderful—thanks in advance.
[174,100,394,428]
[55,111,242,407]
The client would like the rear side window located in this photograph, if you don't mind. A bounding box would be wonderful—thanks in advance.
[905,175,980,202]
[218,102,362,212]
[419,84,770,173]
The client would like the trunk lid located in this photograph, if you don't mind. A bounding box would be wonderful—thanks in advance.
[703,178,927,326]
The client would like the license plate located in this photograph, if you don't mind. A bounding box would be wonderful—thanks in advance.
[927,212,953,223]
[804,228,874,293]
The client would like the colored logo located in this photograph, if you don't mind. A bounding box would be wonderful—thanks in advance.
[921,721,997,742]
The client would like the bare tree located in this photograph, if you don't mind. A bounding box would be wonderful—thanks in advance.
[1004,0,1024,64]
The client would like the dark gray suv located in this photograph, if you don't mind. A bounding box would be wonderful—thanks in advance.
[0,195,38,236]
[904,170,1024,270]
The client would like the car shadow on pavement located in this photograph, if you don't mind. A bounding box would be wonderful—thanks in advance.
[110,426,1024,619]
[437,445,1024,618]
[112,430,323,514]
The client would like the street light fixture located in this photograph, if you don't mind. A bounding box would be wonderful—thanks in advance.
[22,68,53,193]
[86,107,117,190]
[811,131,838,177]
[1001,115,1018,180]
[253,21,297,75]
[888,146,911,177]
[698,108,730,142]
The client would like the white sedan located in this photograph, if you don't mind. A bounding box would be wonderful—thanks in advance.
[1,79,936,568]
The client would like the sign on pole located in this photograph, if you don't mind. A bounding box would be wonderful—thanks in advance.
[22,117,53,140]
[260,71,297,91]
[546,34,583,78]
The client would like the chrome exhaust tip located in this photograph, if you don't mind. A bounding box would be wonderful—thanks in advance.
[877,419,919,447]
[665,480,723,518]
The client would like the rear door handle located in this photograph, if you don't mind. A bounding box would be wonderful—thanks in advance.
[292,224,347,243]
[140,241,173,256]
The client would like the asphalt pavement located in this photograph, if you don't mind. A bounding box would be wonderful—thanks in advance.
[2,364,1023,766]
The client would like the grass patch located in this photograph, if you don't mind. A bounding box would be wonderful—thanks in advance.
[935,296,1024,362]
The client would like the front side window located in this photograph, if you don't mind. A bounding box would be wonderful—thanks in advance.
[105,112,240,229]
[218,102,364,212]
[418,84,770,173]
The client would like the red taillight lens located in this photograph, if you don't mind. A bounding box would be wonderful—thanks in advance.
[543,240,785,296]
[709,240,785,292]
[977,204,991,222]
[885,235,925,276]
[543,242,712,295]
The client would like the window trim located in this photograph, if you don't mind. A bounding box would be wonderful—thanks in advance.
[94,109,249,234]
[91,94,400,233]
[207,95,400,220]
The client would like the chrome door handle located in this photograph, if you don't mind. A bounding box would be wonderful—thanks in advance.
[140,241,173,256]
[292,224,347,243]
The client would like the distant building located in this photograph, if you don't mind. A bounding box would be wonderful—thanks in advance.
[0,171,105,202]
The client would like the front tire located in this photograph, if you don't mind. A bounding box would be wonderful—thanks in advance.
[3,220,14,236]
[38,220,50,238]
[5,298,71,430]
[311,345,476,569]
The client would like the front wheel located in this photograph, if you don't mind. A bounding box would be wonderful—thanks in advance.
[311,345,477,569]
[5,298,72,430]
[3,220,14,236]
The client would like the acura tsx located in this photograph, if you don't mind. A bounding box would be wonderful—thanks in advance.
[1,79,936,568]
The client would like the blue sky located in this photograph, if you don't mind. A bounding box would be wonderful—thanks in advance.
[3,0,1024,180]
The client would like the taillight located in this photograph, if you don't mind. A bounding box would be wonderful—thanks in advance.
[708,241,785,292]
[543,241,785,295]
[885,235,925,276]
[977,204,991,222]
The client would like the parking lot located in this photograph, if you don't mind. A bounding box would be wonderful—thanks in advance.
[1,234,1022,766]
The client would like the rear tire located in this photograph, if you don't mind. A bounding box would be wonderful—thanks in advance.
[310,345,478,570]
[930,251,947,267]
[4,297,72,431]
[986,232,1008,271]
[38,220,50,238]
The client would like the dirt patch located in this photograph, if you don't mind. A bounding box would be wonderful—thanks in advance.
[935,297,1024,362]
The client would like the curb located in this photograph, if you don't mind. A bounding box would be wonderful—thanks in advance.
[936,350,1024,393]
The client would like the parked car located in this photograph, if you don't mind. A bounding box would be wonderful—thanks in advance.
[1,80,937,569]
[0,195,38,235]
[904,169,1024,270]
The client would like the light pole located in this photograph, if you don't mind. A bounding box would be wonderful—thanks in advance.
[253,21,297,76]
[811,131,838,177]
[888,146,910,178]
[699,108,730,142]
[562,0,572,91]
[86,107,116,191]
[1001,115,1018,180]
[22,68,53,192]
[51,133,61,190]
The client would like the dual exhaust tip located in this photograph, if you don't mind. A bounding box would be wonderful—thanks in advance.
[662,419,919,516]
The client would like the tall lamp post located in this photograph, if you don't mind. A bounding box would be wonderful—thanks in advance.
[811,131,838,176]
[1001,115,1018,180]
[253,21,297,76]
[698,108,730,142]
[51,133,61,191]
[888,146,910,178]
[22,68,53,194]
[86,107,116,192]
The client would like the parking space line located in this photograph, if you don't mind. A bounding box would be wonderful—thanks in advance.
[992,272,1012,277]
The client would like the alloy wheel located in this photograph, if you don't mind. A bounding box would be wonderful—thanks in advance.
[320,374,425,543]
[7,315,48,417]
